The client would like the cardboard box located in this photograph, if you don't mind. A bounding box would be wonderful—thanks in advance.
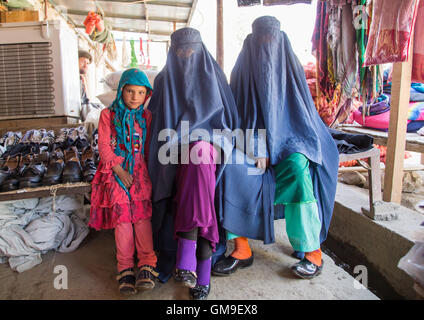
[0,10,39,23]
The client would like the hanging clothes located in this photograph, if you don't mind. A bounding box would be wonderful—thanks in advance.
[263,0,312,5]
[364,0,420,66]
[412,0,424,83]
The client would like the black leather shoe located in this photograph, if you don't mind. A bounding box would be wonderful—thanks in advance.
[291,258,323,279]
[211,253,254,276]
[42,148,64,186]
[19,162,46,188]
[189,284,210,300]
[63,147,83,183]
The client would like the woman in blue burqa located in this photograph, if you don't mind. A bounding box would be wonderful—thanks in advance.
[147,27,238,299]
[212,16,339,279]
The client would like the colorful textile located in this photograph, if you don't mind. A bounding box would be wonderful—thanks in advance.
[412,0,424,83]
[285,202,321,253]
[196,258,212,286]
[364,0,419,66]
[109,68,152,199]
[174,141,219,250]
[353,101,424,132]
[175,238,197,271]
[274,153,316,206]
[114,220,157,272]
[89,108,152,230]
[230,236,252,260]
[305,248,322,266]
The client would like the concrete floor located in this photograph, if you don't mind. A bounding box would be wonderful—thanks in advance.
[0,219,378,300]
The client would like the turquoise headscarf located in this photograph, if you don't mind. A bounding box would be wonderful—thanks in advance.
[109,68,153,199]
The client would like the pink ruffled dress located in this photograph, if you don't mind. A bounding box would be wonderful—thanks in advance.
[89,108,152,230]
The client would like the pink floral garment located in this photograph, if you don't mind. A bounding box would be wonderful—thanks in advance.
[89,108,153,230]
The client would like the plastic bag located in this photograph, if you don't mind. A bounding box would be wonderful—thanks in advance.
[364,0,420,66]
[398,241,424,288]
[412,0,424,83]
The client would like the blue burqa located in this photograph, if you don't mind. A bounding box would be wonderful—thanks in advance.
[147,27,238,281]
[216,16,339,249]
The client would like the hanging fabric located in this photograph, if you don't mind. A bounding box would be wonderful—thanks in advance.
[263,0,312,5]
[140,37,146,66]
[122,34,129,68]
[237,0,261,7]
[412,0,424,83]
[146,38,152,69]
[364,0,420,66]
[129,39,138,68]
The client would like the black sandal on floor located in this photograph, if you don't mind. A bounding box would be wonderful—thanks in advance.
[116,268,136,295]
[136,265,159,290]
[174,269,197,288]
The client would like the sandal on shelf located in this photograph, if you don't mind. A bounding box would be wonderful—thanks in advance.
[116,268,136,295]
[136,265,159,290]
[174,269,197,288]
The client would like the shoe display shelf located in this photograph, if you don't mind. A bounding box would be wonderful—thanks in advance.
[0,122,95,202]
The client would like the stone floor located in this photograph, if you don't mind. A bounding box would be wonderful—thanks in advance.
[0,219,378,300]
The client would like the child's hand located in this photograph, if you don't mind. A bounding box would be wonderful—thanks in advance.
[112,165,133,189]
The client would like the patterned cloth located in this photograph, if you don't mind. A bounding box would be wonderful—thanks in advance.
[109,68,153,199]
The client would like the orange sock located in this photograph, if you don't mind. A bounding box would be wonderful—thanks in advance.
[230,237,252,260]
[305,249,322,266]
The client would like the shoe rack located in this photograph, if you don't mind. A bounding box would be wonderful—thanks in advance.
[0,122,95,202]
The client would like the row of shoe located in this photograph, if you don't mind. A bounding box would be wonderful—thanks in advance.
[0,145,97,192]
[0,126,99,192]
[0,126,94,159]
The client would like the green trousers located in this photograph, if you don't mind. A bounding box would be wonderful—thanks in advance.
[227,153,321,252]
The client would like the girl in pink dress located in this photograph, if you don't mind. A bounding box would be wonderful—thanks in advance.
[89,68,157,295]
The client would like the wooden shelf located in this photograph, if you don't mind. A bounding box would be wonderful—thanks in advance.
[0,182,91,202]
[338,124,424,154]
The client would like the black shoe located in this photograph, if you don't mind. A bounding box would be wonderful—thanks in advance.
[62,147,83,183]
[42,148,64,186]
[189,284,210,300]
[211,253,254,276]
[291,258,323,279]
[174,269,197,288]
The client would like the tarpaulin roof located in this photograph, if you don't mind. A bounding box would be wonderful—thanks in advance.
[48,0,198,41]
